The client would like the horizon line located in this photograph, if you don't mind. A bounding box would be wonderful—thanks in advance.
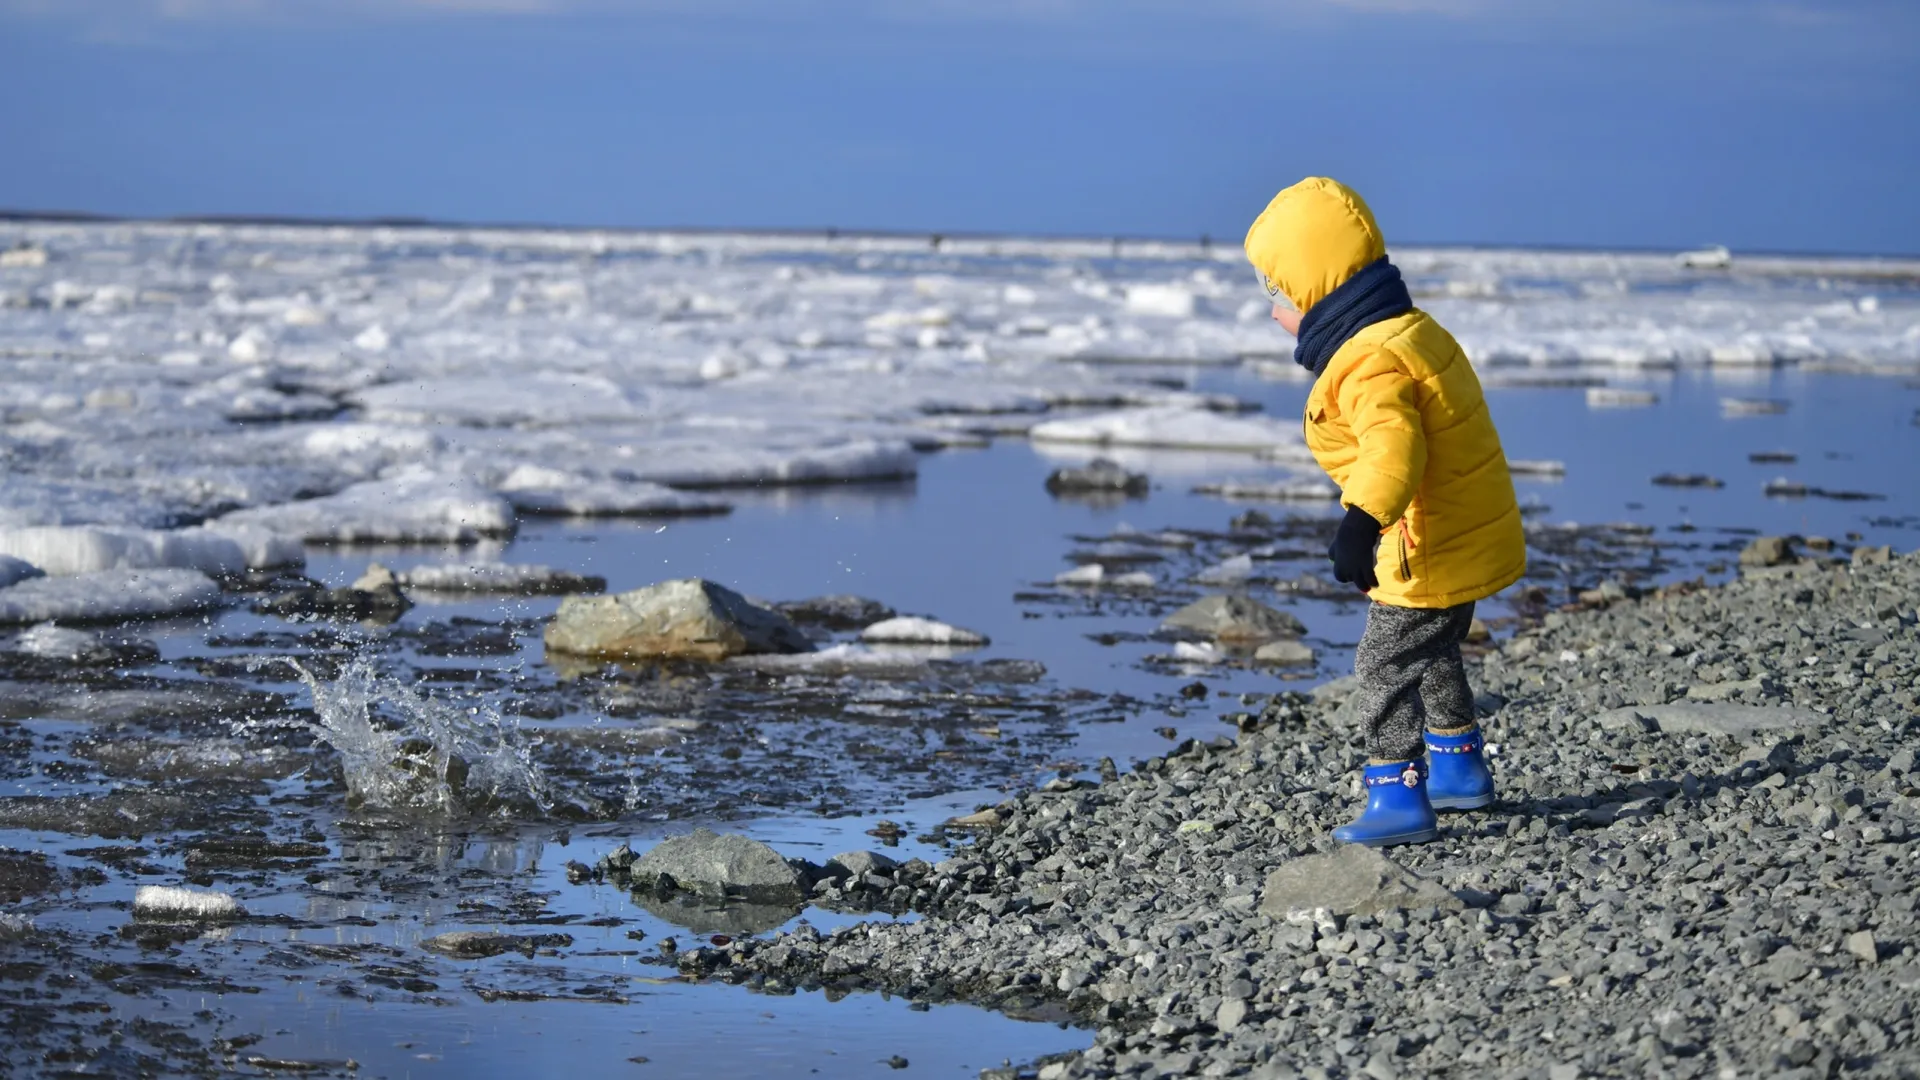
[4,205,1916,264]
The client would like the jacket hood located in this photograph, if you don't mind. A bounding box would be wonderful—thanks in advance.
[1243,177,1388,315]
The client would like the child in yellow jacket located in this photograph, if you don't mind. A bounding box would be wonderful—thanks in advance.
[1245,177,1527,847]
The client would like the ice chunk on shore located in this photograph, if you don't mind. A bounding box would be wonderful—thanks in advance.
[860,616,990,647]
[495,466,731,517]
[400,562,605,595]
[215,469,514,543]
[1030,407,1305,455]
[0,568,224,624]
[133,885,242,921]
[0,556,43,588]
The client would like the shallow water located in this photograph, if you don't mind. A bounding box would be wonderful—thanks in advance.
[2,364,1917,1075]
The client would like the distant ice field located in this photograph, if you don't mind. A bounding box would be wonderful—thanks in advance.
[1,220,1915,578]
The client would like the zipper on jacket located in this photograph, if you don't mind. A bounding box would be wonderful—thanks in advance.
[1397,520,1413,581]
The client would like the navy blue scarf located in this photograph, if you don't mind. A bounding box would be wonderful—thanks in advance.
[1293,256,1413,376]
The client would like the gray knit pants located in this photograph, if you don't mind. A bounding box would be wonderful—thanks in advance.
[1351,601,1477,762]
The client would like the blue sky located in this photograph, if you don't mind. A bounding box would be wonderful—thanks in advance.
[2,1,1916,253]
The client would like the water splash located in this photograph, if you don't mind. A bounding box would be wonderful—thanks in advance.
[242,656,550,816]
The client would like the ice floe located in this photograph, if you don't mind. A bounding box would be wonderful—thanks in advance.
[2,220,1915,546]
[1030,407,1306,454]
[132,885,242,921]
[0,525,297,577]
[399,562,605,595]
[0,568,225,624]
[860,616,990,647]
[215,469,514,544]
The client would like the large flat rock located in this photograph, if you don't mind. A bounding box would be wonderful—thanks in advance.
[1594,703,1825,738]
[1260,846,1462,918]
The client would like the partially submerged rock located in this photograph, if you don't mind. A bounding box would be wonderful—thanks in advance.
[255,563,411,622]
[1044,458,1148,498]
[0,556,43,589]
[627,828,809,903]
[1738,536,1795,568]
[422,930,573,959]
[1260,846,1462,918]
[544,578,811,662]
[773,594,896,631]
[1252,640,1315,667]
[1159,594,1306,642]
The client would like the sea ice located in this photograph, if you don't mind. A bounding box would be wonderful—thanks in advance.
[1055,564,1107,586]
[2,220,1915,553]
[1192,479,1341,502]
[0,568,225,624]
[0,526,249,577]
[215,469,515,543]
[1030,407,1306,454]
[493,465,731,518]
[860,616,990,647]
[132,885,242,921]
[400,562,605,595]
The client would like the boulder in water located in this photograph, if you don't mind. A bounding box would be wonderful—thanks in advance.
[544,578,811,662]
[627,827,810,903]
[1160,594,1306,642]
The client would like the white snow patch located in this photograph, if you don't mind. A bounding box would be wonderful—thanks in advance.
[631,439,919,488]
[1195,554,1256,584]
[1193,479,1340,502]
[13,623,110,660]
[215,469,514,543]
[0,526,248,577]
[860,616,990,647]
[494,465,730,518]
[0,912,34,938]
[1585,387,1659,409]
[1172,641,1222,664]
[133,885,242,921]
[1125,284,1197,318]
[1054,564,1106,586]
[0,568,224,624]
[1031,407,1306,455]
[399,562,599,593]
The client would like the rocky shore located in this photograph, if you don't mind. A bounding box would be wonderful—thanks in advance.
[674,549,1920,1079]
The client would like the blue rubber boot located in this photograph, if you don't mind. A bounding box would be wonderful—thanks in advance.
[1426,726,1495,811]
[1332,760,1438,848]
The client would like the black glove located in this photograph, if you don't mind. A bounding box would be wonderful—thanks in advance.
[1328,505,1383,592]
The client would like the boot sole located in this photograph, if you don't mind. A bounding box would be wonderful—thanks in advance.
[1333,826,1438,848]
[1429,794,1495,811]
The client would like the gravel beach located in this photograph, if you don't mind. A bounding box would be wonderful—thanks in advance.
[692,548,1920,1079]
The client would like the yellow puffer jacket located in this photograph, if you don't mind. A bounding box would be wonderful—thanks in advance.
[1245,177,1526,608]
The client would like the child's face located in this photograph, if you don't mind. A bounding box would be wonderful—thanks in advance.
[1256,269,1302,335]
